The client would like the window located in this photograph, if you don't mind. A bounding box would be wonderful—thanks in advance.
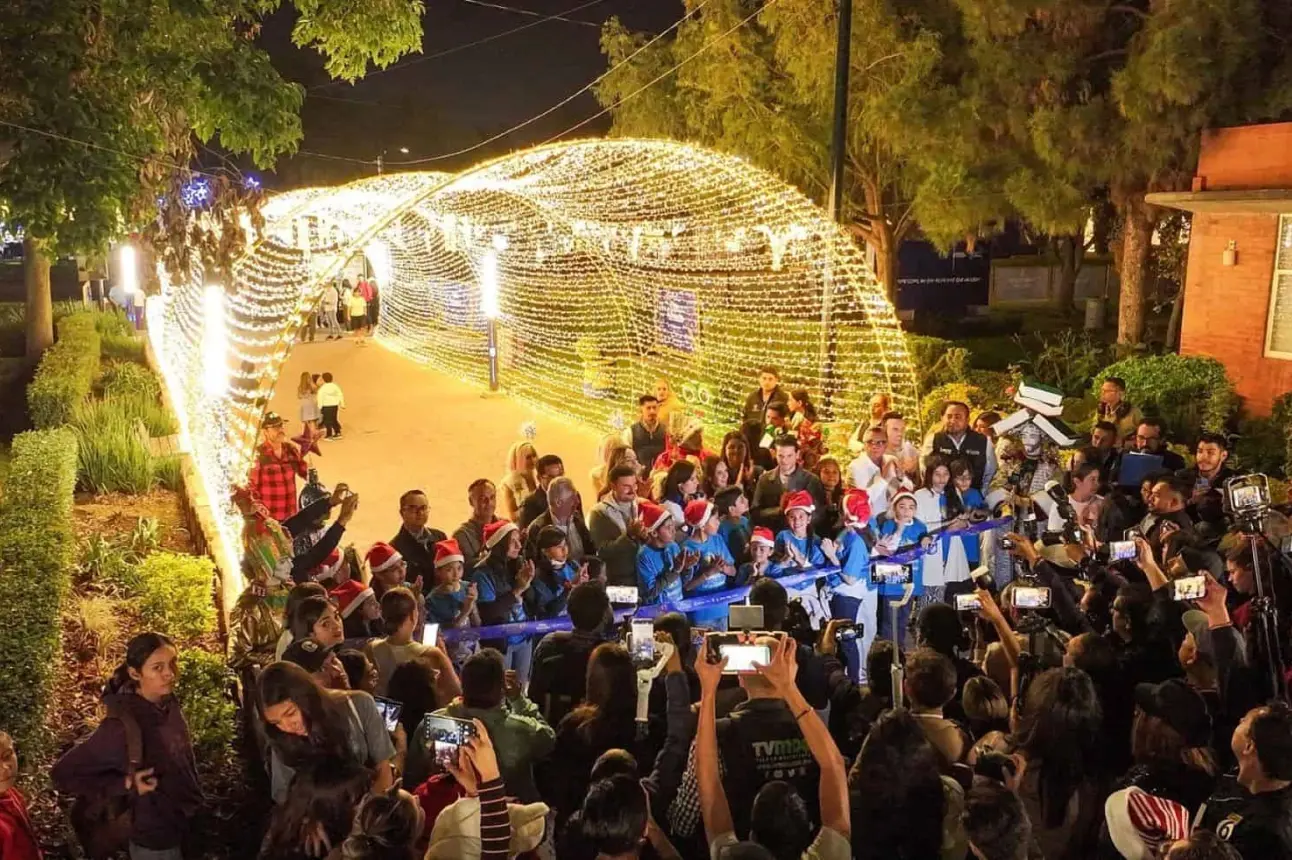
[1265,215,1292,359]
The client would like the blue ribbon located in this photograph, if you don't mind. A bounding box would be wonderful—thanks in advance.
[441,516,1012,643]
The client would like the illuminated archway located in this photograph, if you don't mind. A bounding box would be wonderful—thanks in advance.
[149,138,918,586]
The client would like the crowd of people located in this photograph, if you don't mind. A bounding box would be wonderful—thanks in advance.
[7,366,1292,860]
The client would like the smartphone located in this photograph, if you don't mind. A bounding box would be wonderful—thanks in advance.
[718,643,771,674]
[421,714,478,766]
[1109,540,1137,562]
[832,621,858,641]
[373,696,403,733]
[691,627,711,655]
[871,562,912,586]
[1173,575,1207,601]
[422,622,440,644]
[605,585,639,605]
[1001,536,1016,550]
[1011,586,1052,610]
[1124,527,1143,541]
[630,619,655,665]
[728,604,765,631]
[954,593,982,612]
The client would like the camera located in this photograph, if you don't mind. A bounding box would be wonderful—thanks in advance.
[1226,474,1271,531]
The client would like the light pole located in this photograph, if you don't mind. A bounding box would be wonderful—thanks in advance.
[481,250,500,392]
[819,0,851,413]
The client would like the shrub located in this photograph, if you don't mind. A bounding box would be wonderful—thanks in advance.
[102,361,160,401]
[27,313,101,429]
[132,551,216,641]
[1093,354,1237,443]
[78,531,142,594]
[919,382,993,432]
[0,428,78,755]
[1019,329,1111,398]
[153,455,183,491]
[102,333,146,364]
[71,398,156,494]
[905,335,968,394]
[174,650,236,761]
[91,307,133,338]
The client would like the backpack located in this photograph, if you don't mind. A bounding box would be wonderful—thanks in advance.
[535,635,598,727]
[69,702,143,860]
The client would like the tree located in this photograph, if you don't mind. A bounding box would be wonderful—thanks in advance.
[0,0,424,359]
[949,0,1292,344]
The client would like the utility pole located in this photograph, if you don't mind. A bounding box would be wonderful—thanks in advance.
[819,0,851,414]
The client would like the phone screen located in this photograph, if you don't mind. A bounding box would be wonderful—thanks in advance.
[1109,540,1137,561]
[954,593,982,612]
[719,643,771,674]
[423,622,440,644]
[374,697,403,733]
[606,585,639,605]
[631,620,655,664]
[422,715,477,766]
[1173,575,1207,601]
[871,562,911,586]
[1012,586,1052,609]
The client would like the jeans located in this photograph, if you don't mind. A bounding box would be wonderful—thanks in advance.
[505,638,534,687]
[831,589,879,683]
[130,844,183,860]
[877,593,914,651]
[319,309,341,337]
[320,405,341,437]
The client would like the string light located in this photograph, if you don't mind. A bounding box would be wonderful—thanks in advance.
[149,138,918,590]
[118,245,139,294]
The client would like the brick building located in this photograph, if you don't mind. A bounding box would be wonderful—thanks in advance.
[1148,122,1292,416]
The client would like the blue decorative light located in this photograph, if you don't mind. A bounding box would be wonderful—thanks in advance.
[243,174,262,192]
[180,177,213,209]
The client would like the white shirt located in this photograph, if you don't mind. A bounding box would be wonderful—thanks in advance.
[317,381,345,408]
[1046,493,1103,533]
[847,453,894,514]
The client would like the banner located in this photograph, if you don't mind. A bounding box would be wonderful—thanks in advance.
[441,516,1011,643]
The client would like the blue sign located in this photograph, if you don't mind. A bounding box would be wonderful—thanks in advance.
[657,289,697,353]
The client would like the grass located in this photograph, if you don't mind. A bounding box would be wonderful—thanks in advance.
[70,398,157,494]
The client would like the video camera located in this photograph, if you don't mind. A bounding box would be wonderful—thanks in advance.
[1225,473,1272,533]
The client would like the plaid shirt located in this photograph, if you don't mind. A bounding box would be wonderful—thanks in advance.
[249,441,307,522]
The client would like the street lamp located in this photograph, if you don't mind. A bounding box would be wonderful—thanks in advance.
[481,250,500,392]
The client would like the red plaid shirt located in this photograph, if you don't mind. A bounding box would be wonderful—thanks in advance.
[249,440,307,522]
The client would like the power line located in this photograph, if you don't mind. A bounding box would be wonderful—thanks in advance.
[458,0,599,27]
[310,0,611,92]
[381,0,717,165]
[0,117,226,180]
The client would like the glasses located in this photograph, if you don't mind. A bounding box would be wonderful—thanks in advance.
[866,439,886,447]
[1135,434,1159,444]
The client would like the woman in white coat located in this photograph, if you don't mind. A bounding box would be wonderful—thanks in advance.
[913,455,971,605]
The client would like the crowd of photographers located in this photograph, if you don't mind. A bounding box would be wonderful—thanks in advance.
[8,369,1292,860]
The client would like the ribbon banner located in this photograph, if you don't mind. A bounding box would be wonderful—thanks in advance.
[441,516,1012,642]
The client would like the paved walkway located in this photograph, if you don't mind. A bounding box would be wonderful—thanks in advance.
[268,336,604,552]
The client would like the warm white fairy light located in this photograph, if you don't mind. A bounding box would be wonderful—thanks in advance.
[202,285,229,396]
[149,139,918,590]
[118,244,139,294]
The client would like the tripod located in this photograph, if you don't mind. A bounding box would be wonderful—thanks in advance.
[1242,527,1289,701]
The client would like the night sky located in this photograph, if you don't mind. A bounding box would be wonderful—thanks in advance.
[261,0,684,188]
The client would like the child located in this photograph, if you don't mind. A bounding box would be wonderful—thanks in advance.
[426,539,479,664]
[528,526,587,619]
[636,502,696,605]
[0,731,41,860]
[738,527,776,584]
[331,576,381,641]
[949,458,986,568]
[348,286,368,343]
[317,372,346,440]
[833,490,876,682]
[682,499,737,631]
[773,491,839,574]
[365,586,457,701]
[871,483,930,648]
[714,486,751,565]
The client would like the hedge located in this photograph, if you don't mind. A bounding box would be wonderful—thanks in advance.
[27,313,102,429]
[1093,354,1237,443]
[174,650,236,760]
[0,428,79,756]
[133,551,217,641]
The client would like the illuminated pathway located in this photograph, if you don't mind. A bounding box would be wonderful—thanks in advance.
[267,337,603,552]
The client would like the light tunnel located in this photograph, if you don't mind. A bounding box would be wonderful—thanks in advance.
[148,138,918,585]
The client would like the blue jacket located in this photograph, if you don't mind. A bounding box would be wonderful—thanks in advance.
[683,533,735,624]
[638,542,684,605]
[870,515,929,597]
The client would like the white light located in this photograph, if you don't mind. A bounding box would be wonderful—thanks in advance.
[491,233,509,251]
[119,245,138,294]
[202,285,228,396]
[481,250,500,320]
[399,147,410,154]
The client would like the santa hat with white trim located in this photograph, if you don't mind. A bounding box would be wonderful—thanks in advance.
[330,578,375,619]
[315,548,345,582]
[638,501,673,534]
[683,498,715,531]
[435,538,465,568]
[750,526,775,548]
[843,489,872,526]
[889,479,917,512]
[781,490,815,516]
[483,520,518,551]
[366,541,403,576]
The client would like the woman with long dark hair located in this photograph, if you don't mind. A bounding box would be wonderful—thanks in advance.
[788,388,824,470]
[850,709,957,860]
[660,460,701,528]
[471,523,536,684]
[257,661,396,804]
[258,758,371,859]
[720,431,758,493]
[542,643,645,826]
[52,633,201,860]
[1009,666,1104,860]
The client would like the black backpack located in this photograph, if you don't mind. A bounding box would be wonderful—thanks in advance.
[535,635,599,726]
[69,701,143,859]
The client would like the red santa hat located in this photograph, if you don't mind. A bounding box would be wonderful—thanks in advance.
[483,519,518,551]
[638,501,673,534]
[889,479,917,512]
[330,578,375,619]
[781,490,815,516]
[316,548,345,582]
[843,489,872,526]
[435,538,465,568]
[683,499,715,530]
[1104,787,1190,860]
[366,541,403,575]
[750,526,775,548]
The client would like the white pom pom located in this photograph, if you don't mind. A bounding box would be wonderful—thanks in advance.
[521,420,538,441]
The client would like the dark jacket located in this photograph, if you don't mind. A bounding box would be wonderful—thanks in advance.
[1177,465,1240,534]
[527,629,605,727]
[283,498,346,584]
[750,467,827,532]
[51,693,202,850]
[523,511,593,566]
[391,525,448,596]
[740,386,788,453]
[1198,774,1292,859]
[518,489,548,531]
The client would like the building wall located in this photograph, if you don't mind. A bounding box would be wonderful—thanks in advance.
[1179,123,1292,416]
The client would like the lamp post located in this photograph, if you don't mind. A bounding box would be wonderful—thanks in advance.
[481,250,500,392]
[819,0,851,414]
